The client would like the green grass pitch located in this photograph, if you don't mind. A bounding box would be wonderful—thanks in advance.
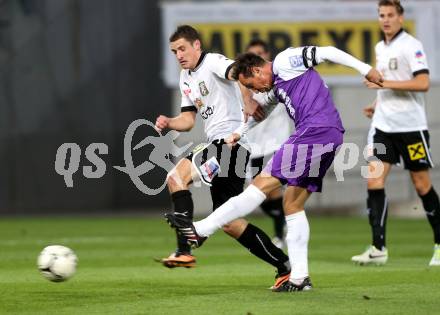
[1,216,439,315]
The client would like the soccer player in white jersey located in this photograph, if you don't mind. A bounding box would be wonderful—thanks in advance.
[246,39,291,249]
[352,0,440,266]
[166,43,382,291]
[157,25,292,288]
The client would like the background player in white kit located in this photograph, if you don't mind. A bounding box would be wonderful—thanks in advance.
[245,39,291,249]
[352,0,440,266]
[156,25,291,288]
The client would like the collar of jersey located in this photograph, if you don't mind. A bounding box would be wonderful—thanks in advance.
[383,28,404,45]
[189,51,207,74]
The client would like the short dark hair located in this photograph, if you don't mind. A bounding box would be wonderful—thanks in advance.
[169,25,201,44]
[378,0,404,15]
[231,53,266,80]
[246,38,269,53]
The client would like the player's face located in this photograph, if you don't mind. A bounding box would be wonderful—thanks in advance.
[238,66,273,93]
[246,45,270,60]
[170,38,202,70]
[378,5,403,38]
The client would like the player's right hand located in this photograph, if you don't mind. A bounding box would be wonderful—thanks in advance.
[155,115,170,132]
[243,96,265,122]
[365,68,384,87]
[224,133,241,147]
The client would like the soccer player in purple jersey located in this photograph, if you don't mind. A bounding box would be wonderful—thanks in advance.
[166,46,383,292]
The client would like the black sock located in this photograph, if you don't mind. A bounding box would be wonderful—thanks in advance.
[419,187,440,244]
[237,223,290,275]
[171,190,194,254]
[260,198,285,239]
[367,189,388,250]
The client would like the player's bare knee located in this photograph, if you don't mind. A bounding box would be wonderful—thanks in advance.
[222,219,248,238]
[222,224,240,238]
[410,171,432,195]
[367,177,385,190]
[166,169,187,192]
[413,180,431,196]
[252,175,280,196]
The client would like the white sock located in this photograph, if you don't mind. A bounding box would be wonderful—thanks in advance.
[285,210,310,283]
[194,185,266,237]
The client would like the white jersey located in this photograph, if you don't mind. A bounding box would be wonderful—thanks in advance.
[179,52,245,143]
[247,92,292,158]
[372,30,429,132]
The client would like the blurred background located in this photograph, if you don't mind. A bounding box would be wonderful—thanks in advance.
[1,0,439,217]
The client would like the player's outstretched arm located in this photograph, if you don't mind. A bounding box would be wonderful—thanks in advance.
[314,46,383,86]
[155,111,196,132]
[364,73,429,92]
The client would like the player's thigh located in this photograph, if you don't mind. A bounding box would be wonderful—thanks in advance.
[268,187,283,200]
[222,218,248,238]
[251,155,282,199]
[252,173,283,196]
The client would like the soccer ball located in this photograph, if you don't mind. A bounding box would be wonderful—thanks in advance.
[37,245,78,282]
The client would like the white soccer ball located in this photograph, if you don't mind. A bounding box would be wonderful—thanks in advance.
[37,245,78,282]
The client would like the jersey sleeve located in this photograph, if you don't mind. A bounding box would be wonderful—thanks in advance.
[179,73,197,113]
[207,53,235,79]
[314,46,371,76]
[405,39,429,76]
[272,47,309,80]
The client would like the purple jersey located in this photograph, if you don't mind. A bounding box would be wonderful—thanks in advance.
[272,47,345,133]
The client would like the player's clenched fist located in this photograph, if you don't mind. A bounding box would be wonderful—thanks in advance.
[155,115,170,132]
[365,68,384,87]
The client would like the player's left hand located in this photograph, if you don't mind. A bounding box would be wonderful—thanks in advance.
[363,103,375,118]
[365,68,383,87]
[363,79,382,89]
[224,133,241,147]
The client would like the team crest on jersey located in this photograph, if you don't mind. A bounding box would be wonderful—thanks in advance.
[389,58,398,70]
[199,81,209,96]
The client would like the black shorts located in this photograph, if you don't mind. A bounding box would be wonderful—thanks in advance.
[250,154,274,178]
[186,139,250,210]
[371,128,434,171]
